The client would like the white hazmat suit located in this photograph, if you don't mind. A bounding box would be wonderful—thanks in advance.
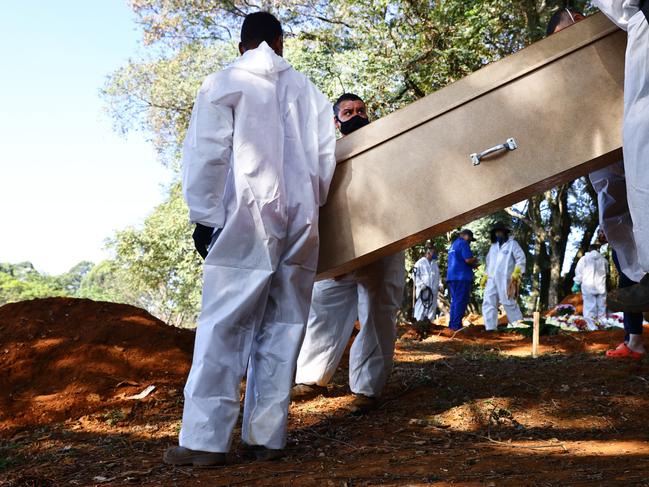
[295,253,405,398]
[575,250,609,328]
[594,1,649,274]
[179,42,336,453]
[413,256,440,321]
[482,237,526,331]
[589,162,644,282]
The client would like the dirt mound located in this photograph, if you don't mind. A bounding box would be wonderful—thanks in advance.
[2,300,648,486]
[0,297,194,432]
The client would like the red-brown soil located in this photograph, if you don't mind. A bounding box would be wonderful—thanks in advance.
[0,298,193,432]
[2,298,649,487]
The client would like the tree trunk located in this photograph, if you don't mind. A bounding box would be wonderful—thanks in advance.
[562,178,599,296]
[545,184,571,308]
[547,243,562,308]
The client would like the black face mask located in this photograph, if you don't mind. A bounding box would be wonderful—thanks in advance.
[338,115,370,135]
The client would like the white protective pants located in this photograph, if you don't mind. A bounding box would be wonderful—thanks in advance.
[482,278,523,331]
[623,12,649,274]
[295,253,405,397]
[582,292,607,329]
[595,2,649,273]
[589,162,644,283]
[179,228,318,453]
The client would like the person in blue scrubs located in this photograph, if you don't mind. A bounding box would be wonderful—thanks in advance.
[447,229,478,331]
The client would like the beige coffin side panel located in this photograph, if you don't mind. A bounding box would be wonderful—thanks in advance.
[317,13,625,279]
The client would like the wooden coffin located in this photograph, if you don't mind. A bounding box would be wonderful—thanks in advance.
[316,12,625,279]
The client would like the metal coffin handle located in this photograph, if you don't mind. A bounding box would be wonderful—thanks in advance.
[470,138,518,166]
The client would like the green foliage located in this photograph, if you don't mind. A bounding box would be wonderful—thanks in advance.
[102,42,238,169]
[504,318,561,337]
[459,343,504,361]
[108,183,203,327]
[76,260,137,304]
[1,2,602,325]
[102,408,126,426]
[0,262,65,306]
[105,1,595,168]
[0,261,120,307]
[0,191,201,327]
[56,261,94,295]
[95,0,600,322]
[0,184,202,328]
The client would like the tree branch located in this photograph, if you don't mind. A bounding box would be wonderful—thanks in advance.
[504,206,534,229]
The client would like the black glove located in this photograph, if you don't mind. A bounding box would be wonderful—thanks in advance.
[192,223,215,259]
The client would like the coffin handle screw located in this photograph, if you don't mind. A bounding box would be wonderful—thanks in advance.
[470,138,518,166]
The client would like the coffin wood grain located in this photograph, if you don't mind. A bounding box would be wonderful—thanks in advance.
[316,12,625,279]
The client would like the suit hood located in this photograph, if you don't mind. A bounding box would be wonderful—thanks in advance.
[585,250,603,261]
[231,41,291,76]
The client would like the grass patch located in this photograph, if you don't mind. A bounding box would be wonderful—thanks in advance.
[102,409,126,426]
[459,344,505,361]
[503,319,561,337]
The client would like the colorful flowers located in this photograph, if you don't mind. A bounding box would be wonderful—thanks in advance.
[541,304,626,332]
[570,317,589,331]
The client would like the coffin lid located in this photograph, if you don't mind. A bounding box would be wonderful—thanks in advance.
[334,12,618,164]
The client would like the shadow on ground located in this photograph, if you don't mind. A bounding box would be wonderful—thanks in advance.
[3,321,649,486]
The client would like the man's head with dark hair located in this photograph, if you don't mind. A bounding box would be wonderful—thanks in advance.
[334,93,364,118]
[597,228,608,245]
[425,243,437,261]
[239,11,283,56]
[459,229,475,242]
[589,244,600,252]
[546,8,585,36]
[489,222,511,243]
[333,93,369,135]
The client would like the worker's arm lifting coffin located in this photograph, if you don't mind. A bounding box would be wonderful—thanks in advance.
[317,12,625,279]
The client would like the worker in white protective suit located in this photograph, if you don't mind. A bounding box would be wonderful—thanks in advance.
[164,12,336,467]
[547,11,646,355]
[589,164,644,285]
[590,166,646,356]
[573,245,609,329]
[593,0,649,313]
[482,223,526,331]
[292,93,406,414]
[413,243,440,321]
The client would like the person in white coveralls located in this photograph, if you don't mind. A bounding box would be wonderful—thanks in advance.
[413,242,441,322]
[593,1,649,314]
[482,223,526,331]
[292,93,406,414]
[547,6,646,356]
[164,12,336,466]
[573,245,609,330]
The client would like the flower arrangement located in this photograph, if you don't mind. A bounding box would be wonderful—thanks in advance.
[569,316,589,331]
[508,302,627,333]
[542,305,626,332]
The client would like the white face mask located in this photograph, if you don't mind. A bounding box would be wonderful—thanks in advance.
[565,8,576,24]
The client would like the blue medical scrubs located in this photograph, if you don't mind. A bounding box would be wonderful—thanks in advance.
[447,238,474,330]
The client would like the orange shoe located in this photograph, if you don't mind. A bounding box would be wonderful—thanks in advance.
[605,343,644,360]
